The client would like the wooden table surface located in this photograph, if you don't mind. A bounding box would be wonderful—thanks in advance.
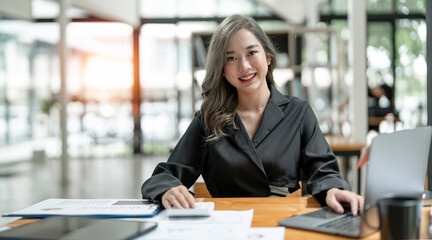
[7,197,432,240]
[197,197,432,240]
[325,135,365,152]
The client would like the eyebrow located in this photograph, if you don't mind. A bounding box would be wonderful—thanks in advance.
[225,44,259,55]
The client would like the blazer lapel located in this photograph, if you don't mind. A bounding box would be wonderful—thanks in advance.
[252,85,290,147]
[230,114,268,177]
[227,85,290,177]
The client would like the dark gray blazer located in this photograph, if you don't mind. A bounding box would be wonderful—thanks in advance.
[141,85,350,205]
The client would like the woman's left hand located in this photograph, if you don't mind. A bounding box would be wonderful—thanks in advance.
[325,188,364,216]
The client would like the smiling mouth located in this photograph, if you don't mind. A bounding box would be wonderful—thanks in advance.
[239,73,256,81]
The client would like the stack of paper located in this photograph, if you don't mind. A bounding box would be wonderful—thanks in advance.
[2,199,159,218]
[131,203,285,240]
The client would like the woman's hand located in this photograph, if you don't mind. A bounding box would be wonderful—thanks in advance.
[325,188,364,216]
[161,185,196,209]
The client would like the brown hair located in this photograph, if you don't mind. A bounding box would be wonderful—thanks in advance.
[201,14,277,142]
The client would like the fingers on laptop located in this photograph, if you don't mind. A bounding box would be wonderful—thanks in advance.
[348,197,359,216]
[326,188,364,216]
[343,193,364,216]
[161,185,196,209]
[326,188,345,214]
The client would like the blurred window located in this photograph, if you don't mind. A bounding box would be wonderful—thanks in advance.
[367,22,394,89]
[396,0,425,14]
[367,0,393,14]
[140,0,272,18]
[320,0,426,130]
[395,19,427,127]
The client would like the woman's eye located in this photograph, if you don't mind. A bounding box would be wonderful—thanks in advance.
[226,56,236,61]
[249,51,258,56]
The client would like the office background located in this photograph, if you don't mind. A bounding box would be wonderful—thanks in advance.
[0,0,430,219]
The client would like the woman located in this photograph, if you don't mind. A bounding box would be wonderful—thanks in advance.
[141,14,363,216]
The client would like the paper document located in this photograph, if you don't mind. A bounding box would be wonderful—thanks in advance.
[2,199,159,218]
[135,208,254,240]
[247,227,285,240]
[127,202,285,240]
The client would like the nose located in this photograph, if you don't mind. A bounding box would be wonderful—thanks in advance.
[238,57,251,72]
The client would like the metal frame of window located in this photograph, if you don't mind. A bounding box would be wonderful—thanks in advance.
[426,0,432,191]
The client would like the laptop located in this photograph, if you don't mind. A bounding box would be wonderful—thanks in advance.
[278,126,432,238]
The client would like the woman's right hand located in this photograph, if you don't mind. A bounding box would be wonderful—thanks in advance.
[161,185,196,209]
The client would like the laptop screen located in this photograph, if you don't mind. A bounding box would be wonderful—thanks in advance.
[362,126,432,229]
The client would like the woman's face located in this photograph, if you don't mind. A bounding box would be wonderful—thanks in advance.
[223,28,270,95]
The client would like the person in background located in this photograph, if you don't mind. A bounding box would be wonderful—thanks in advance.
[360,84,397,167]
[368,84,394,117]
[141,14,363,216]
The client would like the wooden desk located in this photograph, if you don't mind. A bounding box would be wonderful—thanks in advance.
[197,197,431,240]
[325,135,365,193]
[325,135,365,153]
[7,197,432,240]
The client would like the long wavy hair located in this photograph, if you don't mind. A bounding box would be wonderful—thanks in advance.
[201,14,277,143]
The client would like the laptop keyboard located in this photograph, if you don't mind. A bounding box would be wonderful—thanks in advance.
[317,214,361,233]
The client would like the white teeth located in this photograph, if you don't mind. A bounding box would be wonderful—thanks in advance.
[239,73,255,80]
